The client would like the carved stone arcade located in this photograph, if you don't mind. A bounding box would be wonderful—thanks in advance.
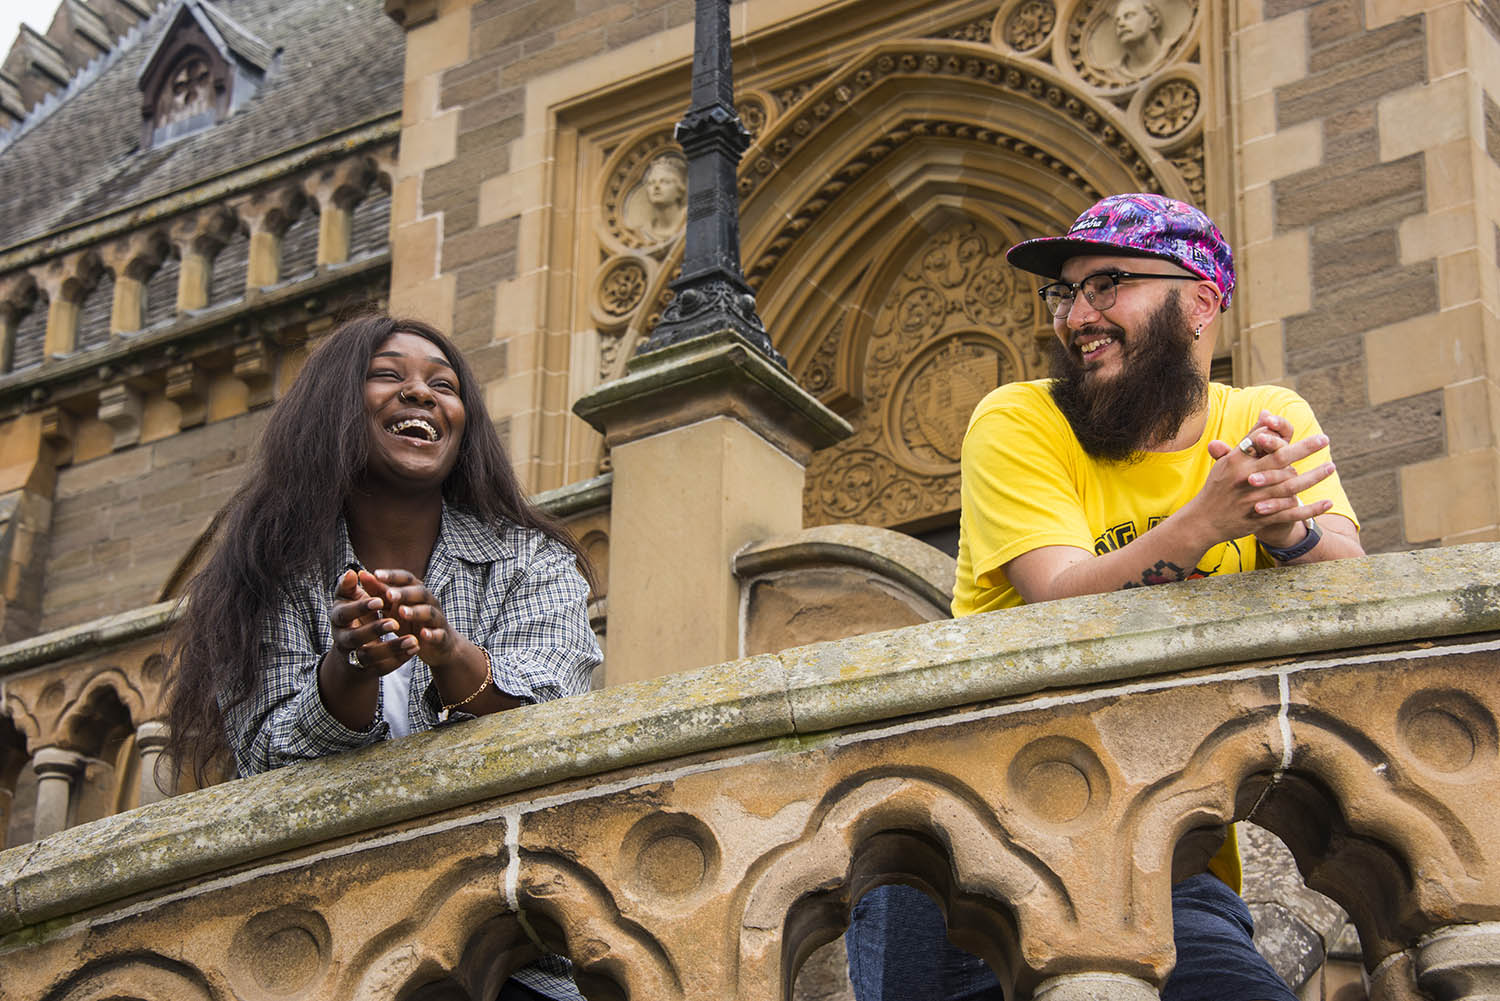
[1,547,1498,1000]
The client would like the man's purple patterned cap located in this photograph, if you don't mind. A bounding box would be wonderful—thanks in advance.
[1007,193,1235,310]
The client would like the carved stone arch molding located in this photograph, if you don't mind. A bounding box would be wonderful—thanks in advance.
[1111,661,1500,967]
[731,770,1083,999]
[517,852,683,1000]
[341,849,518,998]
[789,210,1046,530]
[39,953,219,1001]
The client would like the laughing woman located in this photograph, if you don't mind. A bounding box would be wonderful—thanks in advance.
[164,314,601,1001]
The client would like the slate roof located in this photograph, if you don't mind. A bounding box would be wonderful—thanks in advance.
[0,0,403,251]
[193,0,276,70]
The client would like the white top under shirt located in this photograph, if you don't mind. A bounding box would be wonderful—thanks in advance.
[381,657,416,737]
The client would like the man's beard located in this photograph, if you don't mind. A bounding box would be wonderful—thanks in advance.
[1048,294,1208,462]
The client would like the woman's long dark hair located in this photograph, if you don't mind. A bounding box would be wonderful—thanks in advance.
[164,314,589,777]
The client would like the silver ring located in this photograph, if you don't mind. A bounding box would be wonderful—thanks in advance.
[1236,436,1257,457]
[347,648,361,668]
[379,631,398,643]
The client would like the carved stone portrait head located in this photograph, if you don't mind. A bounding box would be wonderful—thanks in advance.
[624,152,688,244]
[1113,0,1163,70]
[1079,0,1192,84]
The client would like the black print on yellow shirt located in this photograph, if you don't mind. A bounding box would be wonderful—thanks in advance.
[1097,518,1246,584]
[1093,516,1165,555]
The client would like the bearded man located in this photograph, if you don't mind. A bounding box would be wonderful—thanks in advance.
[845,194,1362,1001]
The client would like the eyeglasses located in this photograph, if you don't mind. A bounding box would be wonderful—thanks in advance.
[1037,270,1201,318]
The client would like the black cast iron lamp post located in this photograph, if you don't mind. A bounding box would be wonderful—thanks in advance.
[638,0,785,366]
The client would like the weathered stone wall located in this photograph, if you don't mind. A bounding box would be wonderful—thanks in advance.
[1234,0,1500,551]
[39,408,267,632]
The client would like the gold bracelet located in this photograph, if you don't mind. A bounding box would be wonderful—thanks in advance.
[439,645,493,722]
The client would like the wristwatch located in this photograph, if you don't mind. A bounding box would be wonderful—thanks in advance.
[1263,517,1322,563]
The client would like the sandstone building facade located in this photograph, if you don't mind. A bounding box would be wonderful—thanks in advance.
[0,0,1498,997]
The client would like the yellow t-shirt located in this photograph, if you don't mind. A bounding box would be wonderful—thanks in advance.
[952,379,1360,890]
[954,380,1358,617]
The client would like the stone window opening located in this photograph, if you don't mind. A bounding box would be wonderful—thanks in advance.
[152,50,218,143]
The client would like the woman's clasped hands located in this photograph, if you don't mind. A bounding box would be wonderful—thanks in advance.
[331,568,462,674]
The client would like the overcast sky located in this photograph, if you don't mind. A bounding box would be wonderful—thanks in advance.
[0,0,67,51]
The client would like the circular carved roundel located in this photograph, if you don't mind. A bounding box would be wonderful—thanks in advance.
[1000,0,1058,52]
[228,907,331,997]
[1141,78,1201,138]
[1397,688,1498,776]
[886,333,1021,476]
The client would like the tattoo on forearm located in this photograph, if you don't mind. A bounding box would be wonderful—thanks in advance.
[1122,560,1193,589]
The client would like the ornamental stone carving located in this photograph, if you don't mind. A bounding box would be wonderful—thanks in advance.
[1142,78,1200,137]
[624,152,688,246]
[592,255,650,330]
[1068,0,1197,88]
[1170,140,1207,204]
[1000,0,1058,52]
[601,131,688,254]
[800,219,1042,528]
[736,93,770,139]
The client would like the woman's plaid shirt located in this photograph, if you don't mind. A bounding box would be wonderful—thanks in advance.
[222,504,601,777]
[220,505,601,1000]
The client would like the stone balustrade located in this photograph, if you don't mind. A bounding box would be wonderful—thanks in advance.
[0,544,1497,999]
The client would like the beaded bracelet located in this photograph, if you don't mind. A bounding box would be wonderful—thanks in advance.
[439,645,494,722]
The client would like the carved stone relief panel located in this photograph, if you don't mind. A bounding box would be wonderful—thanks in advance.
[799,219,1045,528]
[599,130,689,256]
[1065,0,1199,90]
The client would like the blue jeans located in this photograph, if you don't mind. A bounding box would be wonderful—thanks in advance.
[845,875,1298,1001]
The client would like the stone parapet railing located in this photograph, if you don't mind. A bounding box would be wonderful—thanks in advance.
[2,545,1499,999]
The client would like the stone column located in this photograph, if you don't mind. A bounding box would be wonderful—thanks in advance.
[1033,973,1161,1001]
[169,209,236,312]
[99,231,168,335]
[35,252,97,358]
[1416,923,1500,1000]
[0,303,16,374]
[31,747,84,840]
[304,157,374,267]
[573,330,850,685]
[232,186,303,289]
[135,721,172,806]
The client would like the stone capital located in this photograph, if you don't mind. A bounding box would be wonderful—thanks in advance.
[0,271,37,318]
[31,746,85,779]
[1416,923,1500,998]
[35,252,99,303]
[383,0,437,28]
[303,156,375,211]
[168,207,238,257]
[572,329,852,465]
[230,185,305,236]
[135,721,170,752]
[98,230,169,282]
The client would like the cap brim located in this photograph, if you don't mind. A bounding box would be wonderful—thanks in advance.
[1005,234,1181,281]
